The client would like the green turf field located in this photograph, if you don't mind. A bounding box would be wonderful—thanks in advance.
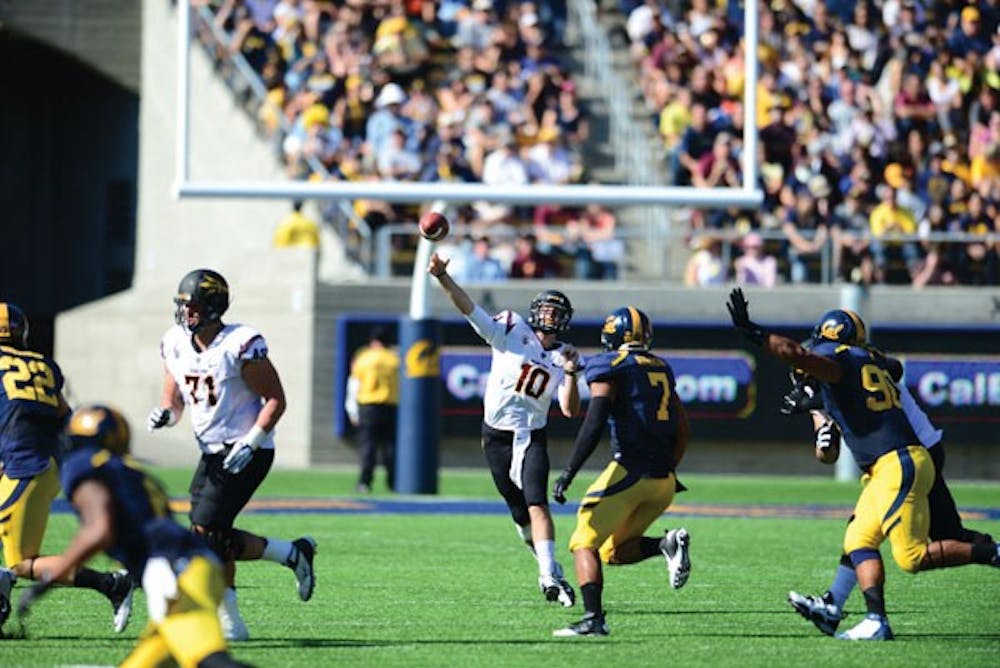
[2,468,998,667]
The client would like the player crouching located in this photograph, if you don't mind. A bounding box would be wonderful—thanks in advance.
[17,405,253,667]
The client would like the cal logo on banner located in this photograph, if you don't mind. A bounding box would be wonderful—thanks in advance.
[405,339,440,378]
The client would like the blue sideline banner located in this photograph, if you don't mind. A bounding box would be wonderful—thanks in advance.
[336,315,1000,445]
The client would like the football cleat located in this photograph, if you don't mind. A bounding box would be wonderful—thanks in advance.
[787,590,845,636]
[539,575,561,603]
[835,612,894,641]
[289,536,317,602]
[660,528,691,589]
[107,570,135,633]
[553,611,610,637]
[218,589,250,641]
[550,562,576,608]
[0,568,14,631]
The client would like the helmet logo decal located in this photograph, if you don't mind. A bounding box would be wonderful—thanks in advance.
[820,320,844,341]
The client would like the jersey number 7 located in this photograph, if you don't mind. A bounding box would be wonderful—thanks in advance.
[647,372,671,421]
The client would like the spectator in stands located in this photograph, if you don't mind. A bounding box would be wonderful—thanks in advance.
[673,102,715,186]
[832,192,875,285]
[693,131,741,190]
[460,237,508,283]
[273,201,320,250]
[913,204,957,288]
[376,129,422,180]
[953,192,997,285]
[683,235,726,287]
[367,83,416,157]
[869,186,920,284]
[734,232,777,288]
[948,5,990,57]
[510,233,562,279]
[782,184,831,284]
[478,138,529,222]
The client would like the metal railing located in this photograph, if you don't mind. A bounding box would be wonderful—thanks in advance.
[372,221,999,283]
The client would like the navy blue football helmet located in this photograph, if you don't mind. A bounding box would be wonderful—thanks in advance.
[811,309,867,346]
[0,303,29,348]
[174,269,230,334]
[67,405,131,456]
[528,290,573,334]
[601,306,653,351]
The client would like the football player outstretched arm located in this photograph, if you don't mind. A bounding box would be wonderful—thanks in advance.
[428,252,474,316]
[223,358,287,474]
[552,380,615,503]
[726,287,842,383]
[19,480,115,612]
[557,345,582,418]
[147,367,184,431]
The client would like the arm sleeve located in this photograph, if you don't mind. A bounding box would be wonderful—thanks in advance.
[563,396,613,478]
[464,305,504,348]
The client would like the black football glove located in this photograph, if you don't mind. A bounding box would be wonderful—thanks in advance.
[726,288,767,346]
[552,471,574,505]
[17,576,53,619]
[781,380,824,415]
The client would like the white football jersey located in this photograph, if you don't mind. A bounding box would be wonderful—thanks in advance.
[468,309,571,431]
[160,324,275,454]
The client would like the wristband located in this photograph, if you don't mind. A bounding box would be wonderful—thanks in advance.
[245,424,268,449]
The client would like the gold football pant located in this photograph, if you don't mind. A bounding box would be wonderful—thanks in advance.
[568,461,676,563]
[120,555,229,668]
[0,462,60,566]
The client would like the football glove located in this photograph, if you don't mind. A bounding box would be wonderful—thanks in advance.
[552,471,574,505]
[726,288,767,346]
[147,407,175,431]
[222,425,268,474]
[222,442,256,475]
[815,419,838,451]
[781,381,823,415]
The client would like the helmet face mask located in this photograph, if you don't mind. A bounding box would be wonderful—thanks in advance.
[528,290,573,334]
[601,306,653,351]
[67,405,131,456]
[0,303,29,348]
[811,309,867,346]
[174,269,229,334]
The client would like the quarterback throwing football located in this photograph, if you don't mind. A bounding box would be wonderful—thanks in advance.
[147,269,316,641]
[429,252,580,608]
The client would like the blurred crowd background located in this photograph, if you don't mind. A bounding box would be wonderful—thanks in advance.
[195,0,1000,287]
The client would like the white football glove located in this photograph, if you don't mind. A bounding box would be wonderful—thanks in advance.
[222,425,268,475]
[141,557,178,624]
[222,442,256,474]
[147,407,176,431]
[815,419,837,451]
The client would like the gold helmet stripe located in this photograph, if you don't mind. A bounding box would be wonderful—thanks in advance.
[627,306,642,343]
[0,303,9,339]
[843,309,867,343]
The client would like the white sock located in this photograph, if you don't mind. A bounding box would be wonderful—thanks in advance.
[221,587,238,610]
[535,539,556,578]
[262,538,295,566]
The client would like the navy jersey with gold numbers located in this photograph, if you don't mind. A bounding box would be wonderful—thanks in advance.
[60,445,206,574]
[812,341,918,469]
[584,349,679,477]
[0,345,65,478]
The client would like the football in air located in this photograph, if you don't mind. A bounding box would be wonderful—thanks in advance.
[419,211,450,242]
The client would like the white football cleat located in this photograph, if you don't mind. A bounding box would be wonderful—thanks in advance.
[218,588,250,641]
[835,613,894,641]
[289,536,317,602]
[107,570,135,633]
[787,590,845,636]
[661,528,691,589]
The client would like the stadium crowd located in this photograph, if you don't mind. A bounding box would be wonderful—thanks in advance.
[626,0,1000,286]
[199,0,1000,287]
[201,0,613,279]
